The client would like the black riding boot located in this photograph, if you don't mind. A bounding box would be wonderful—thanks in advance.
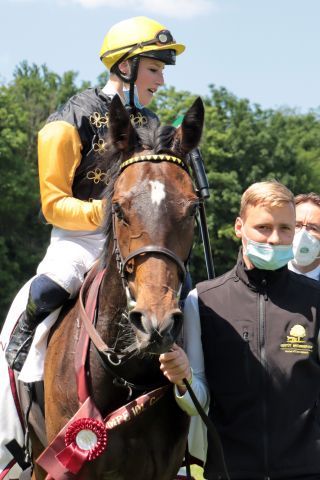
[5,274,70,372]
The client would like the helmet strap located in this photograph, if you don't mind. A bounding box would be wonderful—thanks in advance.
[129,56,140,108]
[112,56,141,109]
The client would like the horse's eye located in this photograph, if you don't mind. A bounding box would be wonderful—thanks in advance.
[188,202,199,217]
[113,203,124,220]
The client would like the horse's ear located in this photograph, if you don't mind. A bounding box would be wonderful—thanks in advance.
[108,95,135,151]
[178,97,204,153]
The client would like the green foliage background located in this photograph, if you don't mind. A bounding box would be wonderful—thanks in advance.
[0,63,319,327]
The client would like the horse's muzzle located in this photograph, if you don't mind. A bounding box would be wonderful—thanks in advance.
[129,308,183,354]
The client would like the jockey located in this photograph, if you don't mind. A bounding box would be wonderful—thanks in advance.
[5,16,185,372]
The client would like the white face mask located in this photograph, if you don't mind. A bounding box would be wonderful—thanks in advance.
[292,229,320,266]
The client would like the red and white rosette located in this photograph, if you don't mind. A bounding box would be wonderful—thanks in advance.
[56,418,108,474]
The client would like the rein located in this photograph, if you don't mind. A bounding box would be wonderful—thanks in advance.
[78,264,167,397]
[78,264,110,356]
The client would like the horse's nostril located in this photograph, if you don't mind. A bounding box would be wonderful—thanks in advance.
[129,310,147,333]
[129,308,184,351]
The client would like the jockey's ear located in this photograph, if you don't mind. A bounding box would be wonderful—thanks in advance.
[108,95,135,151]
[178,97,204,154]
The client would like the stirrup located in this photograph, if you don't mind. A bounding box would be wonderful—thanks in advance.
[5,330,35,372]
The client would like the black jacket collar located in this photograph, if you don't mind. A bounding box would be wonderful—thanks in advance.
[235,248,288,292]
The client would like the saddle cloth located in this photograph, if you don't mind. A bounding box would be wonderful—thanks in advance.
[0,279,61,478]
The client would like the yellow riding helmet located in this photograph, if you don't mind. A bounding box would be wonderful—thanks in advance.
[100,16,185,70]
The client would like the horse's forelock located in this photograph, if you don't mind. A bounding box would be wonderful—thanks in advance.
[134,125,176,154]
[99,122,181,264]
[154,126,176,153]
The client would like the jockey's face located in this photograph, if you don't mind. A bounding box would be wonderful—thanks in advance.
[135,57,165,106]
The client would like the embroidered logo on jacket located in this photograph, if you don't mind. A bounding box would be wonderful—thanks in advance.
[89,111,148,156]
[280,324,313,355]
[90,111,148,130]
[130,112,148,127]
[86,168,110,185]
[90,111,110,128]
[93,138,107,155]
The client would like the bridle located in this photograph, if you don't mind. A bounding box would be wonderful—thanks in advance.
[112,153,191,304]
[79,153,194,393]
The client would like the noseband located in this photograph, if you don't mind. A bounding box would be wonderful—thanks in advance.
[113,154,190,290]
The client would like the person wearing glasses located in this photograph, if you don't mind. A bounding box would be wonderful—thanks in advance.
[288,193,320,280]
[5,16,185,372]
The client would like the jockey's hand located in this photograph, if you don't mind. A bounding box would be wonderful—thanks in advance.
[159,343,192,395]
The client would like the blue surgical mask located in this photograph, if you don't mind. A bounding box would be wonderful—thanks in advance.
[243,236,294,271]
[123,86,144,109]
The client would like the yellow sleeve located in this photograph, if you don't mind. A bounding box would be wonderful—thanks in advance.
[38,121,104,231]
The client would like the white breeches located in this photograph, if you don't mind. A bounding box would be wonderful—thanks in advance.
[36,227,106,296]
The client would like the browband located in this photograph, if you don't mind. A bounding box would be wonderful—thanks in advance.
[120,154,189,173]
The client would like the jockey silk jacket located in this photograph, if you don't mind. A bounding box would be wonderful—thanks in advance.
[38,88,158,231]
[197,254,320,480]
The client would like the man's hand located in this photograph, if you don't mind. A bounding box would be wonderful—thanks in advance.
[159,344,192,394]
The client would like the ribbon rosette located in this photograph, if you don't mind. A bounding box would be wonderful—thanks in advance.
[56,418,108,474]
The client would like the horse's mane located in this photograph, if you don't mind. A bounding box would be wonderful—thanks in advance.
[99,124,178,261]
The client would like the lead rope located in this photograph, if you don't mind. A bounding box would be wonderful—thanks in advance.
[185,442,192,479]
[183,378,230,480]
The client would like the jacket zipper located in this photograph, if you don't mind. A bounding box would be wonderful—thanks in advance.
[243,330,250,383]
[259,284,269,479]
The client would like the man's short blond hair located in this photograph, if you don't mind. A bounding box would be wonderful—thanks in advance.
[240,180,295,218]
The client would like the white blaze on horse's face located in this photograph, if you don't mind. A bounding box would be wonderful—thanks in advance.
[149,180,166,206]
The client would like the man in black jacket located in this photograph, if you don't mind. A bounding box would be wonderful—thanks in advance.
[160,180,320,480]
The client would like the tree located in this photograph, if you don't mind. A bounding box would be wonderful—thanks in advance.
[153,84,320,280]
[1,68,320,326]
[0,62,90,324]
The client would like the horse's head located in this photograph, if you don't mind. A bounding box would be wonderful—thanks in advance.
[104,95,204,354]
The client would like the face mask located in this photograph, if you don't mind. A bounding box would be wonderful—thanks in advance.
[242,230,294,271]
[292,229,320,266]
[123,86,144,109]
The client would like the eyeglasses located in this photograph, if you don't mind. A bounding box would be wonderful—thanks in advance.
[295,222,320,234]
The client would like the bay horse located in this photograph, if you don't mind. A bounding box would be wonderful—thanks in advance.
[31,95,204,480]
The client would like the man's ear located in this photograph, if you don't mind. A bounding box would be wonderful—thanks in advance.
[235,217,243,239]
